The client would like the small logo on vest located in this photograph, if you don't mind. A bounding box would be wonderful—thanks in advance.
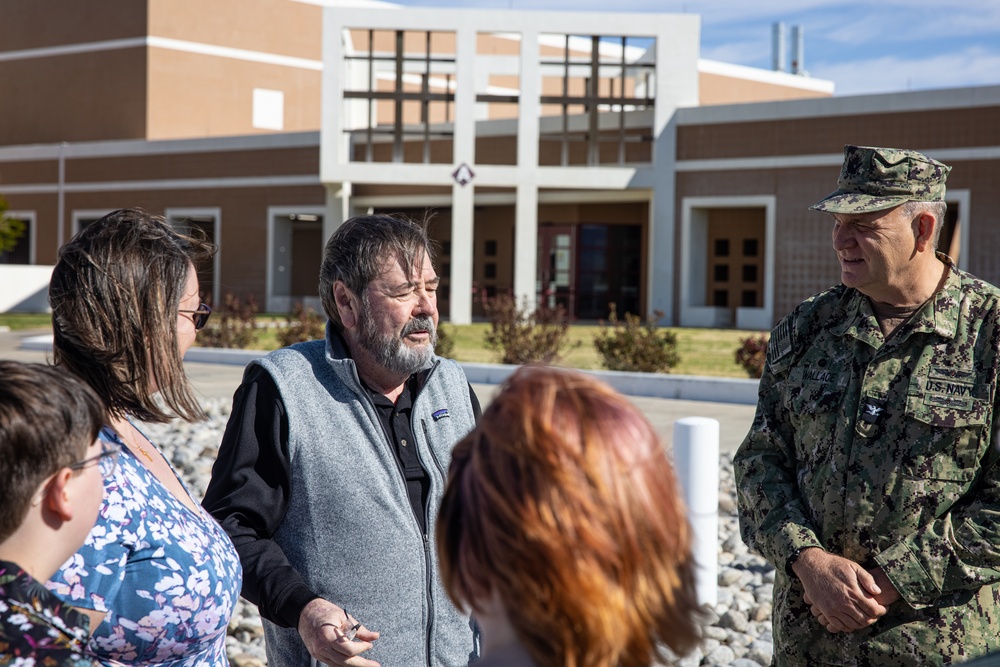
[432,409,450,421]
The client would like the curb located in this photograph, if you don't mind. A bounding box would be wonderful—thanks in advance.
[21,335,760,405]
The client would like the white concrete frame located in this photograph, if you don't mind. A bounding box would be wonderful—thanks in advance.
[267,205,326,314]
[71,209,115,237]
[4,210,37,264]
[320,7,699,324]
[680,195,776,331]
[165,207,223,307]
[949,189,971,271]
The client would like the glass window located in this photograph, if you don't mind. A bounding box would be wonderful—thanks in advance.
[0,217,30,265]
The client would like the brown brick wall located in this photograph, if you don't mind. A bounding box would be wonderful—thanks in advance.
[676,154,1000,325]
[678,106,1000,160]
[0,50,148,145]
[0,160,57,185]
[58,184,324,303]
[951,158,1000,285]
[0,0,145,52]
[65,146,319,183]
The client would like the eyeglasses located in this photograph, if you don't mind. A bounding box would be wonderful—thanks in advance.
[69,440,122,477]
[179,303,212,330]
[308,611,362,667]
[341,610,361,641]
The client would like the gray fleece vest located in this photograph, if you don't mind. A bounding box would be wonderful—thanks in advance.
[255,331,478,667]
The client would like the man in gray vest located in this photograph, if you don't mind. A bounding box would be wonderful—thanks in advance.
[204,214,481,667]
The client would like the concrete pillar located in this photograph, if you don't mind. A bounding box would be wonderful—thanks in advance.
[649,16,700,325]
[323,182,349,243]
[448,26,478,325]
[512,30,540,308]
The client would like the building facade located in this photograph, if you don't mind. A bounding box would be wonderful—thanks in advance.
[7,1,995,330]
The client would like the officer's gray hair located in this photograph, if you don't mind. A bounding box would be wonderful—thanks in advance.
[903,200,948,248]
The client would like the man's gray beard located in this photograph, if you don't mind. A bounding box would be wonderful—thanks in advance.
[358,313,437,377]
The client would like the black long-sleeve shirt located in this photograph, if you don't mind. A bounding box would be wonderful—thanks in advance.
[202,365,481,628]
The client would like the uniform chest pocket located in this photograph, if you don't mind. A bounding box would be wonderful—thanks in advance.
[904,373,988,481]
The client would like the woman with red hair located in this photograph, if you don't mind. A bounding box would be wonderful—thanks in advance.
[437,366,702,667]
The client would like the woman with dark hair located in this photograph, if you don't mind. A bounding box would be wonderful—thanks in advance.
[437,366,703,667]
[45,209,242,667]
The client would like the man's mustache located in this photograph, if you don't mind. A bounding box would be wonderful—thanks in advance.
[400,316,435,337]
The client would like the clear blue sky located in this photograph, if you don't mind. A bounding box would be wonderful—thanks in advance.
[384,0,1000,97]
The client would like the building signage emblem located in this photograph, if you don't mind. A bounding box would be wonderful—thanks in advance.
[452,162,475,186]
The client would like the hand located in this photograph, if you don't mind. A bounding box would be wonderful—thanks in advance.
[298,598,381,667]
[867,566,901,607]
[793,548,887,633]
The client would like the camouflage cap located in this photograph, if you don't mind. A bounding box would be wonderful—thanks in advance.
[810,145,951,214]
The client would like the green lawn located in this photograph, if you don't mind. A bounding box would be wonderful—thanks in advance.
[0,313,52,330]
[441,323,759,377]
[0,312,762,378]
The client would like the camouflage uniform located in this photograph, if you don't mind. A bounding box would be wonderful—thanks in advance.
[734,256,1000,666]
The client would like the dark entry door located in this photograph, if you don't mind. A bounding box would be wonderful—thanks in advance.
[537,223,642,320]
[537,224,576,317]
[576,224,641,319]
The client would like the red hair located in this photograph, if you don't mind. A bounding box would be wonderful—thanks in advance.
[437,367,701,667]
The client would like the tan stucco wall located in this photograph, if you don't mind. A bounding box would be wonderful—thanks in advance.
[699,72,831,106]
[147,48,322,140]
[149,0,322,60]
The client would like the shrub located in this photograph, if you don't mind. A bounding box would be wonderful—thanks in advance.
[735,333,769,378]
[435,322,456,359]
[482,293,577,365]
[277,302,327,347]
[198,293,259,349]
[593,305,679,373]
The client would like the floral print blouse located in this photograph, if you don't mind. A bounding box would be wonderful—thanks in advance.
[0,560,94,667]
[47,426,242,667]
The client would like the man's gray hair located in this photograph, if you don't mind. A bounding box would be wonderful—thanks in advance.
[902,200,949,248]
[319,214,435,331]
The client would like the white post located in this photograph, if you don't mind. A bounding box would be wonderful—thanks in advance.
[673,416,719,607]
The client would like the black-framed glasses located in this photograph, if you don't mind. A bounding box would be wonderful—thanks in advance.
[179,303,212,330]
[69,440,122,477]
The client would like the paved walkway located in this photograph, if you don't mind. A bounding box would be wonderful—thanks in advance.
[0,327,757,455]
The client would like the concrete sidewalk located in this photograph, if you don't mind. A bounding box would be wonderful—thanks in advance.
[0,327,757,455]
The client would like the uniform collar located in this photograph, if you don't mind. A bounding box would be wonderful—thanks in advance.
[832,252,960,345]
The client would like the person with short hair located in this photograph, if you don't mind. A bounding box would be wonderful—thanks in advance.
[437,366,702,667]
[735,145,1000,666]
[204,214,481,667]
[0,361,107,666]
[45,209,243,667]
